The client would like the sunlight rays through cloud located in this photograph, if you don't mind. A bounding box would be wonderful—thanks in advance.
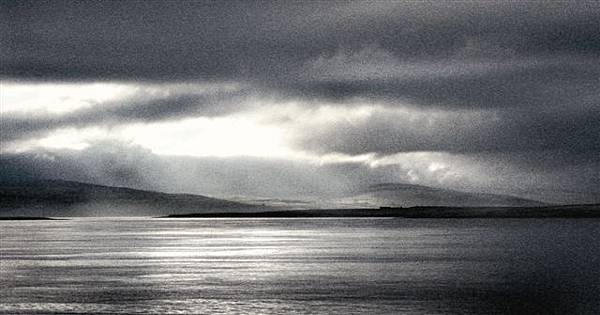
[0,81,137,114]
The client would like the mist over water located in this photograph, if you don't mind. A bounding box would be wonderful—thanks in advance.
[1,218,599,314]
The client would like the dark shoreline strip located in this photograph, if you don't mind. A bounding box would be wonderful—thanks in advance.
[0,216,64,220]
[161,205,600,219]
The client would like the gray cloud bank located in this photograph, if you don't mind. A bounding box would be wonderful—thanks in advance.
[1,84,251,141]
[3,1,599,81]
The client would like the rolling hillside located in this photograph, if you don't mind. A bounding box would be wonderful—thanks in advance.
[338,183,546,208]
[0,179,266,217]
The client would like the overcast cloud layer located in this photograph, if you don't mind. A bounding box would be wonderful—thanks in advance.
[1,1,599,203]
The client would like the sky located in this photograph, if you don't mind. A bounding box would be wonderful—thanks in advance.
[1,1,599,203]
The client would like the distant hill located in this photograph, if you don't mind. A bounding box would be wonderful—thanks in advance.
[0,179,268,217]
[338,183,546,208]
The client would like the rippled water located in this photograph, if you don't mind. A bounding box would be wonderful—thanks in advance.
[1,218,599,314]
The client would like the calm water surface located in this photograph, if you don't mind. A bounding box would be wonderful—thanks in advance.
[1,218,599,314]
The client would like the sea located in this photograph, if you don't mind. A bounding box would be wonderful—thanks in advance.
[1,218,599,314]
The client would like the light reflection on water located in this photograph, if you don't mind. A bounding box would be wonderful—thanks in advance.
[1,218,599,314]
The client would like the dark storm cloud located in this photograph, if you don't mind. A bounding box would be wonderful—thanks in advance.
[4,1,597,125]
[290,57,600,109]
[1,88,248,141]
[3,1,598,115]
[2,1,599,82]
[294,101,600,156]
[284,42,600,160]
